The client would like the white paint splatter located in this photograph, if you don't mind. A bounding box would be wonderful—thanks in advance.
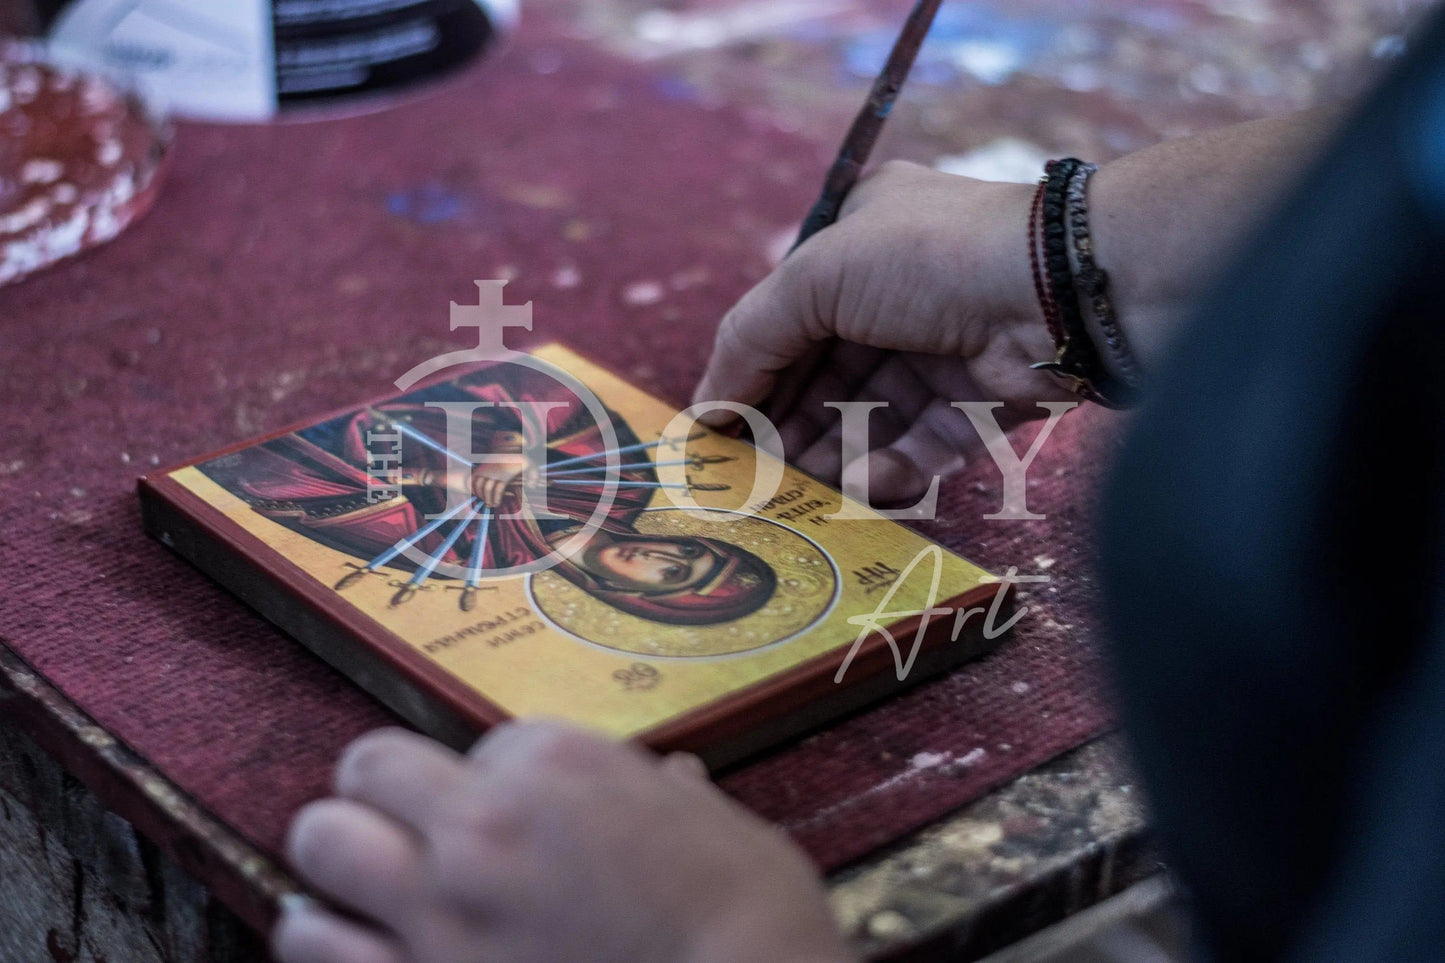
[20,159,62,185]
[622,280,664,306]
[934,137,1051,184]
[11,67,40,103]
[668,266,709,290]
[957,747,987,767]
[631,0,848,57]
[0,198,51,233]
[948,39,1022,85]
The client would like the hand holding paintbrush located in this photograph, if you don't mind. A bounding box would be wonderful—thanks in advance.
[759,0,944,425]
[691,0,1072,504]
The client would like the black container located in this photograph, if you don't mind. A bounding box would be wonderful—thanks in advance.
[25,0,509,121]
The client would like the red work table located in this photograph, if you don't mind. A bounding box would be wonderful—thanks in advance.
[0,0,1411,958]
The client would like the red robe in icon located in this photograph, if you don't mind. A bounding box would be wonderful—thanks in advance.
[199,361,775,625]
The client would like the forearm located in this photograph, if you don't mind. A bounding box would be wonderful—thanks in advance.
[1088,105,1348,371]
[692,107,1356,493]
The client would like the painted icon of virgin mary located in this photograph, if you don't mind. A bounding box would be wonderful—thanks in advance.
[197,361,776,626]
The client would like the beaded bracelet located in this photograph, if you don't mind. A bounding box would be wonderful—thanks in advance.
[1027,157,1137,408]
[1026,178,1061,346]
[1064,163,1143,392]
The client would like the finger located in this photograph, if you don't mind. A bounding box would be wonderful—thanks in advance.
[896,395,985,462]
[777,405,831,464]
[287,799,425,927]
[660,751,710,782]
[759,341,831,428]
[272,897,405,963]
[840,448,935,509]
[900,351,991,409]
[841,398,973,507]
[469,719,643,777]
[843,407,965,506]
[793,421,845,484]
[692,244,838,424]
[794,355,922,482]
[843,353,1048,505]
[773,342,887,455]
[334,728,470,835]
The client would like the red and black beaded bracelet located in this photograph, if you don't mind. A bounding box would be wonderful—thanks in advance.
[1026,177,1062,347]
[1027,157,1138,408]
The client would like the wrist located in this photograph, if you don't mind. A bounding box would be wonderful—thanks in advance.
[1011,158,1143,408]
[975,179,1051,335]
[1084,161,1177,372]
[959,177,1084,408]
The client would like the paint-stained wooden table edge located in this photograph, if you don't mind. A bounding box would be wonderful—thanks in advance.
[0,640,1155,961]
[0,644,298,934]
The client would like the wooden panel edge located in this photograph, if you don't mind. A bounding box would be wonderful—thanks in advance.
[138,474,511,748]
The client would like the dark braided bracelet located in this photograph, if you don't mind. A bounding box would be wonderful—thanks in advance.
[1028,157,1136,408]
[1064,162,1143,391]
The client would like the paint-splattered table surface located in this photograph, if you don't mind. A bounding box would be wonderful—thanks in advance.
[0,0,1432,959]
[538,0,1424,168]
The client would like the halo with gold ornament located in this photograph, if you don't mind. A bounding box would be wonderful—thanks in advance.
[527,507,839,659]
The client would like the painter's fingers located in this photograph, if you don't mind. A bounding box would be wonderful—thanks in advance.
[692,234,842,426]
[333,728,470,837]
[661,751,711,782]
[794,354,926,482]
[286,799,426,930]
[468,718,652,777]
[775,342,889,459]
[272,897,405,963]
[840,397,977,507]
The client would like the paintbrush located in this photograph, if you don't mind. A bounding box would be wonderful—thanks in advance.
[789,0,944,252]
[763,0,945,419]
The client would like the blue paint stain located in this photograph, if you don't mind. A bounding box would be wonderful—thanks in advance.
[844,35,893,79]
[387,184,466,225]
[839,6,1058,89]
[655,75,701,102]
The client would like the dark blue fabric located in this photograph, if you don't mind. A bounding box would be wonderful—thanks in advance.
[1101,14,1445,961]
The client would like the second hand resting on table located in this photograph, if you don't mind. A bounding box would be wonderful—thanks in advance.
[273,107,1340,963]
